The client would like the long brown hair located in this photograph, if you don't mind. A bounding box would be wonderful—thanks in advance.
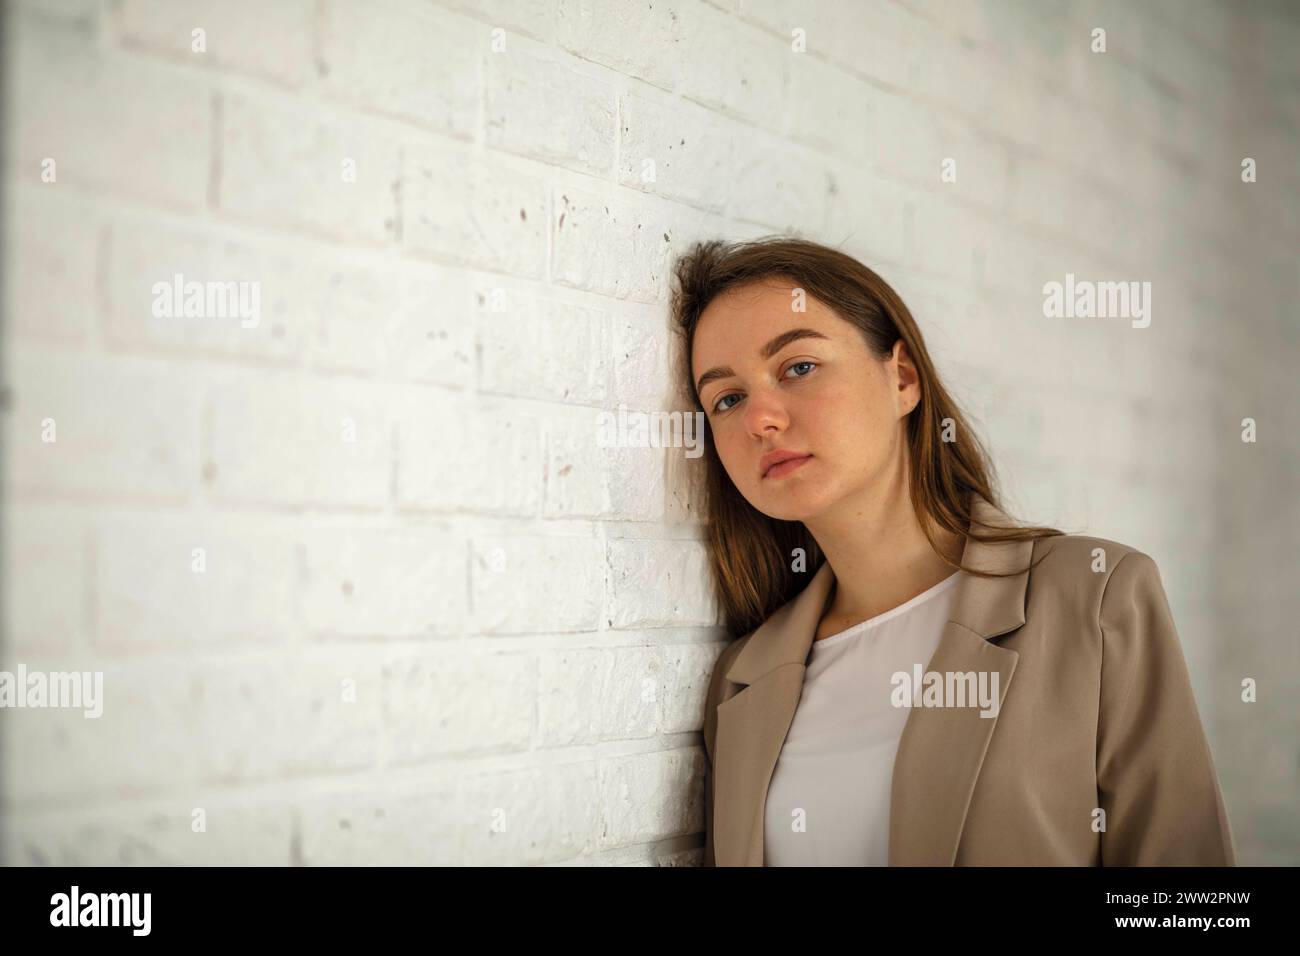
[670,235,1064,638]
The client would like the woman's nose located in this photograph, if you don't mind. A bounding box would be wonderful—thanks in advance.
[742,386,790,435]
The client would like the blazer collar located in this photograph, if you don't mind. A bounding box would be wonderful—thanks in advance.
[712,493,1033,865]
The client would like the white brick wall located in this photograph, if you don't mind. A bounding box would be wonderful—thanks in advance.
[1,0,1296,865]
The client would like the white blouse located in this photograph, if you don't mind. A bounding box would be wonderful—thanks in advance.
[763,570,961,866]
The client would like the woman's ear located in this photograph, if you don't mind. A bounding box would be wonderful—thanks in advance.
[892,339,921,416]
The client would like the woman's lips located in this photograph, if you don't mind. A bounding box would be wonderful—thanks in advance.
[763,454,812,480]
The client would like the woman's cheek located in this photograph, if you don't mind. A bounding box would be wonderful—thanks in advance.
[717,429,748,487]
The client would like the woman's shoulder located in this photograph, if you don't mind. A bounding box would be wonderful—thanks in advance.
[703,631,755,714]
[1029,529,1161,583]
[1026,530,1174,626]
[706,632,751,698]
[702,633,753,760]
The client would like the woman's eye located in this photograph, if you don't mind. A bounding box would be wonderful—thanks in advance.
[711,363,816,414]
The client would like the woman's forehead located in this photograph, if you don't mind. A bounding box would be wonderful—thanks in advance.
[695,284,841,353]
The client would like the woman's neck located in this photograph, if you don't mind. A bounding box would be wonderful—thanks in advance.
[805,476,966,636]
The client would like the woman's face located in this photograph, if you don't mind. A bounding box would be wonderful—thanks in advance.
[691,277,918,522]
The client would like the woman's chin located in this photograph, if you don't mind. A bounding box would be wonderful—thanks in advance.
[754,485,833,523]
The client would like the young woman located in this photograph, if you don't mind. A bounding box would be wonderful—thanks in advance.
[673,236,1236,867]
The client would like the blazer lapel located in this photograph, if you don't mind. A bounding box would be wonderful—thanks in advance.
[712,558,835,866]
[891,494,1034,864]
[711,494,1033,866]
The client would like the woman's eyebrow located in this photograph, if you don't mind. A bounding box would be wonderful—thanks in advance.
[695,327,830,396]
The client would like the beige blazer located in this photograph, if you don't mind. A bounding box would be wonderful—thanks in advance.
[702,495,1236,866]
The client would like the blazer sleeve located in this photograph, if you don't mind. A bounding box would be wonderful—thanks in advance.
[1095,550,1236,865]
